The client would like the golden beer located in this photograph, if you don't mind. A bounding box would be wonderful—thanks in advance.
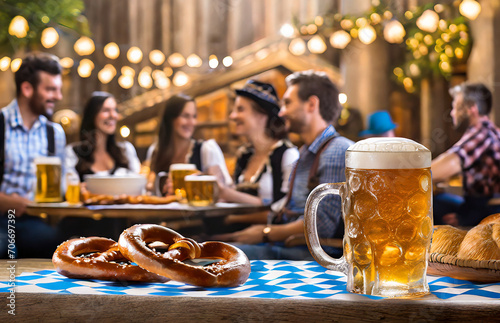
[65,172,81,204]
[169,164,197,202]
[35,157,62,203]
[305,137,432,297]
[344,167,432,296]
[185,175,218,206]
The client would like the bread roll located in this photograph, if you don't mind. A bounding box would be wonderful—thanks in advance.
[430,225,467,256]
[456,223,500,261]
[479,213,500,225]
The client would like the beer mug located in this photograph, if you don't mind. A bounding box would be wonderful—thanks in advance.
[184,175,219,206]
[305,138,432,298]
[34,156,62,203]
[65,171,81,204]
[169,163,197,202]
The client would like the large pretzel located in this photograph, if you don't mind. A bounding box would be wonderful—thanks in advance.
[118,224,251,287]
[52,237,188,282]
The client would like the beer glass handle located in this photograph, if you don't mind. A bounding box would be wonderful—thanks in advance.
[154,171,168,196]
[304,183,348,275]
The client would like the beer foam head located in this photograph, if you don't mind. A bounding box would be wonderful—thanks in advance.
[184,175,216,182]
[346,137,431,169]
[34,156,61,165]
[169,163,197,171]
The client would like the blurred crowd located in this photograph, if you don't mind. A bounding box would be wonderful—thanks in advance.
[1,52,499,260]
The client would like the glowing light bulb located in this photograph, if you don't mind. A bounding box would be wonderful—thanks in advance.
[222,56,233,67]
[168,53,185,68]
[41,27,59,48]
[383,20,406,44]
[289,38,306,55]
[280,23,295,38]
[330,30,351,49]
[9,16,29,38]
[127,47,143,64]
[209,55,218,69]
[10,58,22,73]
[74,36,95,56]
[173,71,189,87]
[339,93,347,105]
[77,59,94,78]
[120,126,131,138]
[416,10,439,33]
[104,42,120,59]
[186,54,202,67]
[0,57,12,71]
[459,0,481,20]
[149,50,165,66]
[358,25,377,45]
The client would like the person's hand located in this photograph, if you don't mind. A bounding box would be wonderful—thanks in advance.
[1,193,30,216]
[213,224,266,244]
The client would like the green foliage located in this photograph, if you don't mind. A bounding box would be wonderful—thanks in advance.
[0,0,89,56]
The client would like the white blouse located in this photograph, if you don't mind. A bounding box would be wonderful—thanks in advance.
[65,141,141,178]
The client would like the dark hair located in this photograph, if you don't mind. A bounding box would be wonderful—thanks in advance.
[285,70,342,123]
[73,92,128,179]
[152,94,195,173]
[15,52,62,96]
[246,98,287,140]
[450,83,493,115]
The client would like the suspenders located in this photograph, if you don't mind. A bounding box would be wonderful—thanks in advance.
[0,112,55,187]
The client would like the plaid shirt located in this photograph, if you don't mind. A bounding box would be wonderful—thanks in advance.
[1,100,66,200]
[449,116,500,197]
[286,125,353,239]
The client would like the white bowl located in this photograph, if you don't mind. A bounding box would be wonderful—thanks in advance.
[84,175,147,196]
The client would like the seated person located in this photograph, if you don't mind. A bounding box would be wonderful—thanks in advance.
[60,91,141,240]
[215,70,353,260]
[432,83,500,227]
[147,94,232,195]
[216,80,299,227]
[66,91,140,181]
[0,52,65,258]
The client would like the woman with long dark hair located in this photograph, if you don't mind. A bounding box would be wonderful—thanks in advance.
[66,91,140,180]
[147,94,232,194]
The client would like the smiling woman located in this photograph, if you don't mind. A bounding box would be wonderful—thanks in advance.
[64,91,141,182]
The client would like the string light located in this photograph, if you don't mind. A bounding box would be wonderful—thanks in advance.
[149,50,165,65]
[383,20,405,44]
[209,55,218,68]
[459,0,481,20]
[222,56,233,67]
[60,57,74,69]
[172,71,189,86]
[118,74,134,89]
[168,53,185,67]
[330,30,351,49]
[104,42,120,59]
[416,10,439,33]
[358,25,376,44]
[127,47,143,64]
[10,58,22,73]
[97,64,117,84]
[0,57,11,71]
[289,38,306,55]
[120,126,131,138]
[41,27,59,48]
[74,36,95,56]
[8,16,29,38]
[138,67,153,89]
[77,59,94,78]
[186,54,202,67]
[280,23,295,38]
[307,35,327,54]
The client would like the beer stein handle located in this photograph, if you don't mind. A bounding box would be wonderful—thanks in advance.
[154,171,168,196]
[304,183,348,275]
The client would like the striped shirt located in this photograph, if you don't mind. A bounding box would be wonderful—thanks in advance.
[1,100,66,200]
[449,116,500,197]
[286,125,353,239]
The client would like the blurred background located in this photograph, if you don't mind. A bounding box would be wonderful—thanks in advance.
[0,0,497,166]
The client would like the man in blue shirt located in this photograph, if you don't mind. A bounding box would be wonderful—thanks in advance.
[0,52,66,258]
[216,70,353,260]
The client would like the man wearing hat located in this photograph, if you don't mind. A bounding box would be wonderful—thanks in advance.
[359,111,397,138]
[217,71,353,260]
[214,80,299,230]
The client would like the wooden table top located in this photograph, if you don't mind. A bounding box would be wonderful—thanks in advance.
[1,259,499,322]
[26,202,270,221]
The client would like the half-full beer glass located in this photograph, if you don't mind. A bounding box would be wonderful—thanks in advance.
[305,138,432,298]
[185,175,219,206]
[34,156,62,203]
[169,163,197,202]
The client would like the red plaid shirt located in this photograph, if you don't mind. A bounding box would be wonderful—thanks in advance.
[449,116,500,197]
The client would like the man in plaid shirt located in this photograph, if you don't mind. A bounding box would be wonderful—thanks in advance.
[0,52,65,258]
[432,83,500,226]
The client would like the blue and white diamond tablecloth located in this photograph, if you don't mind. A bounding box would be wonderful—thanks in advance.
[1,261,499,301]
